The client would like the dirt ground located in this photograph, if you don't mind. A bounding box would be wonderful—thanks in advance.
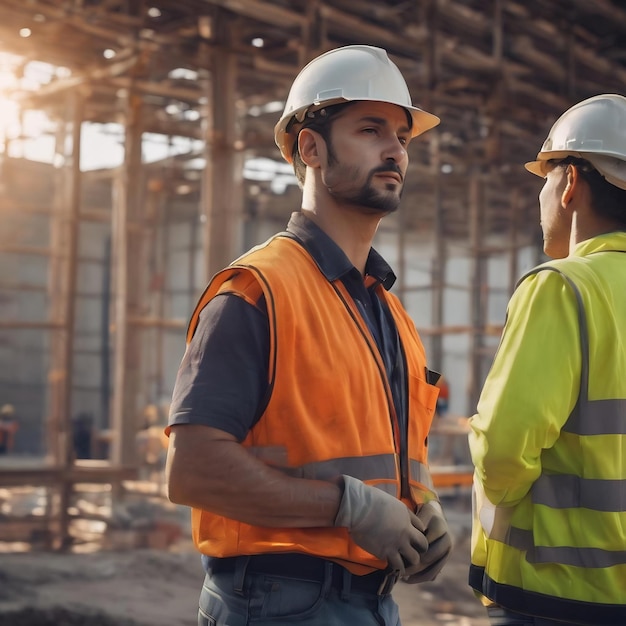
[0,494,488,626]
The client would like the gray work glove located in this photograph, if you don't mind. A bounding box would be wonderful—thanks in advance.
[334,475,428,577]
[402,500,452,584]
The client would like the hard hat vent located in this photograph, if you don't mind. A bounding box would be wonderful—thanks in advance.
[314,88,345,104]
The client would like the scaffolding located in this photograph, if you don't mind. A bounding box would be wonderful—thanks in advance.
[0,0,625,548]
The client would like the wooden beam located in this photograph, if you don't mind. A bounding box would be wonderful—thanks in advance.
[201,0,307,29]
[202,19,244,280]
[0,462,138,487]
[320,5,427,52]
[110,83,145,467]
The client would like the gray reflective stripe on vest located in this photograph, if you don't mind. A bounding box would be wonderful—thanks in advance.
[409,459,434,490]
[532,473,626,511]
[278,453,397,481]
[376,483,398,496]
[566,398,626,435]
[508,527,626,567]
[273,454,433,497]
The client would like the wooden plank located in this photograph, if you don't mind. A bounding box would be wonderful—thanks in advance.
[0,464,137,487]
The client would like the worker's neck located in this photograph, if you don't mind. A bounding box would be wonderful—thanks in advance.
[300,204,382,276]
[569,210,625,254]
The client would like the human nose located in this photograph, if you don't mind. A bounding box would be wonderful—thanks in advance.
[382,135,407,164]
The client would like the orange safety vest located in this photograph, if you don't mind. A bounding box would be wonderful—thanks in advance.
[186,234,439,574]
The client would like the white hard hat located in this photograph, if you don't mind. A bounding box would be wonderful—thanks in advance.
[274,45,440,163]
[525,94,626,190]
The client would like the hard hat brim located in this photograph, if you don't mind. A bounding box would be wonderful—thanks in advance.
[275,100,440,164]
[524,150,585,178]
[526,152,626,190]
[524,160,547,177]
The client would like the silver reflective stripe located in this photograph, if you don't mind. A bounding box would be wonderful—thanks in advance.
[533,474,626,511]
[565,398,626,435]
[508,527,626,567]
[507,526,533,551]
[376,482,398,496]
[281,453,397,481]
[409,459,434,490]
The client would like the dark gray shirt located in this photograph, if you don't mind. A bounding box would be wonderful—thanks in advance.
[169,212,408,444]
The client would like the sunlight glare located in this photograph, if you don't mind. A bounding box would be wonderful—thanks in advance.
[0,59,20,146]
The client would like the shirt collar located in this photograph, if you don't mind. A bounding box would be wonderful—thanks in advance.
[285,212,396,290]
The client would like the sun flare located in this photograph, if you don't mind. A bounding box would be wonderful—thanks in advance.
[0,52,21,144]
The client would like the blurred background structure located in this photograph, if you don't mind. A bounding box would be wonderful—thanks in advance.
[0,0,625,550]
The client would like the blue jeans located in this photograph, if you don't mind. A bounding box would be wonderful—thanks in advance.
[487,607,584,626]
[198,560,401,625]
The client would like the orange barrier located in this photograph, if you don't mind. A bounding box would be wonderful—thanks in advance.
[431,465,474,489]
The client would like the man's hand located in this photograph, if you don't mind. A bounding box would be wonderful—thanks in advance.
[402,500,452,583]
[334,475,428,577]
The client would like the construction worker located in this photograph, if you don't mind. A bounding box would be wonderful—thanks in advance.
[166,45,451,625]
[469,94,626,625]
[0,404,18,454]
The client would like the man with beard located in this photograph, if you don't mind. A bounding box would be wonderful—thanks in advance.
[166,45,451,626]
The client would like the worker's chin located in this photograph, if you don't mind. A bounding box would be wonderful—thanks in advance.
[360,191,402,215]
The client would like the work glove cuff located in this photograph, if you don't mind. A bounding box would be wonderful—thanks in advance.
[334,474,363,528]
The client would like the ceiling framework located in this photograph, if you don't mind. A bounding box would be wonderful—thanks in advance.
[0,0,624,242]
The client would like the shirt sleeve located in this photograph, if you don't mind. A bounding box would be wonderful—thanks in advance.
[168,293,270,442]
[468,269,581,507]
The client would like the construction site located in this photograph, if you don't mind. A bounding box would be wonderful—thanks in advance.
[0,0,625,624]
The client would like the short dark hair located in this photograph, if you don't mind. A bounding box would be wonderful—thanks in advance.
[290,102,354,187]
[550,156,626,226]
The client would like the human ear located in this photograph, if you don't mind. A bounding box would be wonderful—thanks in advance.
[561,164,578,207]
[298,128,323,169]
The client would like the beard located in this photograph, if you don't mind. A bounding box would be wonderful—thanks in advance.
[325,162,404,214]
[322,139,404,214]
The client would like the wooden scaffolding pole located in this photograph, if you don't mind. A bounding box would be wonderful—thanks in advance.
[201,13,243,282]
[508,188,520,296]
[430,134,445,373]
[467,173,486,415]
[46,90,84,548]
[110,87,144,468]
[426,0,445,372]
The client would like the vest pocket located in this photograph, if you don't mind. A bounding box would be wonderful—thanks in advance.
[407,376,439,504]
[407,375,439,451]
